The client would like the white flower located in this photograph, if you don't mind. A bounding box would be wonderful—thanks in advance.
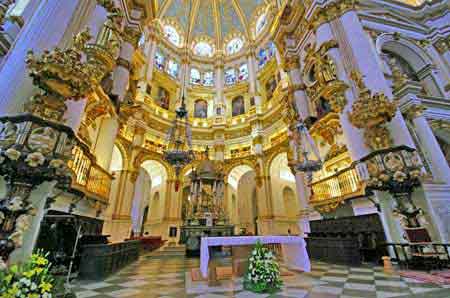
[43,293,52,298]
[19,278,31,286]
[25,151,45,167]
[49,158,65,169]
[7,196,24,211]
[30,282,37,291]
[5,148,21,161]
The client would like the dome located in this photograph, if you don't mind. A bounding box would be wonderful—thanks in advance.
[154,0,275,58]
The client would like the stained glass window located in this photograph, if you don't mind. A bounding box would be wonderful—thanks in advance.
[225,68,237,85]
[203,71,214,86]
[154,51,165,70]
[163,25,181,46]
[238,64,249,81]
[255,14,267,36]
[190,68,201,85]
[193,41,214,57]
[258,48,268,68]
[167,60,179,78]
[226,38,244,55]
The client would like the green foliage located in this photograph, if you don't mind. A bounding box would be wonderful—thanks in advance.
[243,241,283,293]
[0,250,55,298]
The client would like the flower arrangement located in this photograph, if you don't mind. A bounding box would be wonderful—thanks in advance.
[243,241,283,293]
[0,251,54,298]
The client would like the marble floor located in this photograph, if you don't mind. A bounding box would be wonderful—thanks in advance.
[72,255,450,298]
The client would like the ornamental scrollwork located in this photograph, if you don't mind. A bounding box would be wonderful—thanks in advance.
[348,70,397,151]
[303,40,348,113]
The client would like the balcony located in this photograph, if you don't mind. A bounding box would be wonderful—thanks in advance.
[68,144,113,202]
[309,166,366,212]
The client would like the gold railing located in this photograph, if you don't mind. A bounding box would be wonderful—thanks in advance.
[309,166,365,211]
[68,144,112,202]
[86,165,112,201]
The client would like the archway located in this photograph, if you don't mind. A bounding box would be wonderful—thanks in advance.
[269,152,300,234]
[227,165,258,234]
[139,160,168,235]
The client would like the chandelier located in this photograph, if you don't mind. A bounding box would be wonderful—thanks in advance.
[293,121,322,173]
[163,91,194,186]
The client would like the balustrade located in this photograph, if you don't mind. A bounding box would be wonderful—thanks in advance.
[68,144,112,201]
[309,166,365,208]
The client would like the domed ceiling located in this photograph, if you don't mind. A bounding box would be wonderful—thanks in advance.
[154,0,276,57]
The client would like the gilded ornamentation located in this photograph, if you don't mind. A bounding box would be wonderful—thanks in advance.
[388,59,408,90]
[309,112,342,145]
[348,70,397,150]
[0,0,15,29]
[123,26,142,47]
[303,40,348,113]
[404,104,426,120]
[25,28,101,122]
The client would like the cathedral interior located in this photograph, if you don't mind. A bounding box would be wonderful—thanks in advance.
[0,0,450,297]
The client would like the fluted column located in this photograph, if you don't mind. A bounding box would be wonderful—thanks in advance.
[112,26,140,101]
[0,0,81,115]
[405,105,450,184]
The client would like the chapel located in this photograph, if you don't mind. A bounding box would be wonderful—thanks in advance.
[0,0,450,297]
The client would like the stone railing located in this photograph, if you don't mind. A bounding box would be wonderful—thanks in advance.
[309,166,365,212]
[68,144,112,202]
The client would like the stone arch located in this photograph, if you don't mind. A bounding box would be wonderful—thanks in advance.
[376,33,444,96]
[223,158,257,178]
[376,33,433,72]
[112,139,129,170]
[133,149,174,179]
[264,145,289,175]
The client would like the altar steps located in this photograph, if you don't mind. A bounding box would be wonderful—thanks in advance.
[149,244,186,257]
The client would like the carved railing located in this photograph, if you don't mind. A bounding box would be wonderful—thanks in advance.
[68,144,112,202]
[309,166,365,212]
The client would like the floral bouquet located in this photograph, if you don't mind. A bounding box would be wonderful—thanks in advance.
[0,251,54,298]
[243,241,283,293]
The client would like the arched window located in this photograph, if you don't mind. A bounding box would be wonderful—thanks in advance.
[154,51,165,70]
[203,71,214,86]
[163,25,181,46]
[226,37,244,55]
[225,68,237,85]
[194,99,208,118]
[255,13,267,36]
[238,64,249,81]
[157,87,170,110]
[190,68,201,85]
[193,41,214,57]
[167,60,179,78]
[232,96,245,116]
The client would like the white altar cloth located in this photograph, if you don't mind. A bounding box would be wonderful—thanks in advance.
[200,236,311,278]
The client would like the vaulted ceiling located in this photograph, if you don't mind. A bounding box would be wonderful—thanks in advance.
[154,0,274,50]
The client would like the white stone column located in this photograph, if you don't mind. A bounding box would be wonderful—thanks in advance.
[86,2,109,40]
[283,56,310,119]
[247,49,263,109]
[0,0,81,115]
[406,106,450,184]
[294,171,311,235]
[144,35,157,82]
[338,11,416,150]
[112,27,139,102]
[315,20,369,161]
[94,116,119,170]
[214,56,225,116]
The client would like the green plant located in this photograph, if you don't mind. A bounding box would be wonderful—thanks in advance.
[0,251,54,298]
[243,241,283,293]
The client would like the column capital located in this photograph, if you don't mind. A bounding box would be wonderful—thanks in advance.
[122,26,141,47]
[404,104,426,120]
[282,55,300,72]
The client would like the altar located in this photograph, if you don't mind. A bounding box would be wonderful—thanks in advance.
[200,236,311,278]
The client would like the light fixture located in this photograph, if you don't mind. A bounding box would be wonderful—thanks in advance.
[293,121,322,173]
